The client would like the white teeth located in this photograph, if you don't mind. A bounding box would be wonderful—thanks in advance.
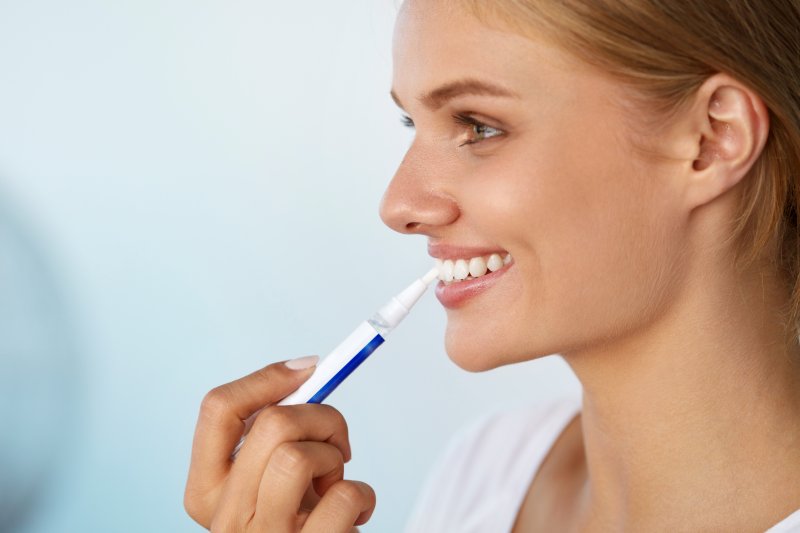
[433,253,513,284]
[486,253,503,272]
[453,259,469,280]
[441,259,455,282]
[468,256,487,277]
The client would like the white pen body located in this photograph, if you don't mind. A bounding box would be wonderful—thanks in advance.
[278,321,385,405]
[230,267,437,459]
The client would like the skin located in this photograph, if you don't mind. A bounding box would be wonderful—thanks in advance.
[380,0,800,531]
[184,357,376,532]
[185,0,800,530]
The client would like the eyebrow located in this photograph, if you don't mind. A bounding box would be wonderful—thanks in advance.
[390,78,519,111]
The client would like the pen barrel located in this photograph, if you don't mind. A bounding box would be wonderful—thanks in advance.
[231,272,432,459]
[278,321,384,405]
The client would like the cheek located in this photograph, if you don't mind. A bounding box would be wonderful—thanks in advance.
[456,131,686,361]
[533,150,686,347]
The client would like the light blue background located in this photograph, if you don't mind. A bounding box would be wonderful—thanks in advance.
[0,1,580,531]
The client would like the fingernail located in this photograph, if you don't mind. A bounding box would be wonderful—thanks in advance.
[284,355,319,370]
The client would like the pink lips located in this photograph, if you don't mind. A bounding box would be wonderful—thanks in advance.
[428,243,513,309]
[434,261,512,308]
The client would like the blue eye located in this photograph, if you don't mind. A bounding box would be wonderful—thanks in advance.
[400,114,415,128]
[452,114,504,146]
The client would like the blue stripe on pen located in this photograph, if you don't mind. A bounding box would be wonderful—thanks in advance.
[307,334,385,404]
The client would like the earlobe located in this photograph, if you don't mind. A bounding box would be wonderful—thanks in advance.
[686,76,770,208]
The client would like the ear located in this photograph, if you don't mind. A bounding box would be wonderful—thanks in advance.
[683,74,770,209]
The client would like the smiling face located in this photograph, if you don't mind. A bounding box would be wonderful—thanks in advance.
[381,0,690,371]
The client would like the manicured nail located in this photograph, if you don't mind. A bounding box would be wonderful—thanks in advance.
[285,355,319,370]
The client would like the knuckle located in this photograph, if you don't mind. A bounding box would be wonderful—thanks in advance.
[251,406,297,440]
[253,363,279,381]
[327,481,367,508]
[199,387,233,422]
[319,404,348,429]
[313,404,351,459]
[362,482,376,501]
[270,442,311,475]
[249,362,285,389]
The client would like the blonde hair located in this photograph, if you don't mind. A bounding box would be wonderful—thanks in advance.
[460,0,800,342]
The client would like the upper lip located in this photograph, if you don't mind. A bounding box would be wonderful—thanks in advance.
[428,242,508,260]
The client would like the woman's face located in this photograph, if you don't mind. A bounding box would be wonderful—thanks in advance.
[381,0,688,371]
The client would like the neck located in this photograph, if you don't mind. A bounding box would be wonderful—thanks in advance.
[562,247,800,531]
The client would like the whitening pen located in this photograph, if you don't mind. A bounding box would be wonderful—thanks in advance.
[231,266,440,458]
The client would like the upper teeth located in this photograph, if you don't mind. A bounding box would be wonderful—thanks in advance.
[435,253,512,283]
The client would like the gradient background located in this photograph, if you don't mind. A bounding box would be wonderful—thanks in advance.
[0,1,580,531]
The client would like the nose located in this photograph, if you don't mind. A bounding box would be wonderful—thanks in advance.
[379,144,460,235]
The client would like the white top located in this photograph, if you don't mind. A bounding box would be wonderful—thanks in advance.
[404,394,800,533]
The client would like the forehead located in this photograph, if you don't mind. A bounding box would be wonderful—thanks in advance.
[393,0,573,94]
[391,0,582,104]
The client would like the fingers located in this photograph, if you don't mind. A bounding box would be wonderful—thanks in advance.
[213,403,351,526]
[301,480,376,532]
[184,358,372,533]
[185,359,317,527]
[250,441,345,531]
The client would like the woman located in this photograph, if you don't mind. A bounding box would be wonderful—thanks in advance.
[184,0,800,531]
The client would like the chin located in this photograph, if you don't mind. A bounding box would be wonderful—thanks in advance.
[444,327,511,372]
[444,321,558,372]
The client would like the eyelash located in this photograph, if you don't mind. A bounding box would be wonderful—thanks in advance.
[400,113,505,147]
[453,113,506,146]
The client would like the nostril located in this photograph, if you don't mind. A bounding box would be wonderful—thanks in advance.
[405,222,421,231]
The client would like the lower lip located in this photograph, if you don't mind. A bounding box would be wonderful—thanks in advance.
[434,262,512,309]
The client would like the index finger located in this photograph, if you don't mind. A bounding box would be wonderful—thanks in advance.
[186,358,318,496]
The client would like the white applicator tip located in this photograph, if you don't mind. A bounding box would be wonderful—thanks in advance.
[422,266,440,285]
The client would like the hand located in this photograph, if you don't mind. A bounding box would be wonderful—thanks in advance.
[184,357,376,532]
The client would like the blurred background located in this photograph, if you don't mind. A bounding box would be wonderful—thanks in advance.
[0,1,580,531]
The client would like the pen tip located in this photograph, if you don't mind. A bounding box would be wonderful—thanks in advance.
[422,267,439,285]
